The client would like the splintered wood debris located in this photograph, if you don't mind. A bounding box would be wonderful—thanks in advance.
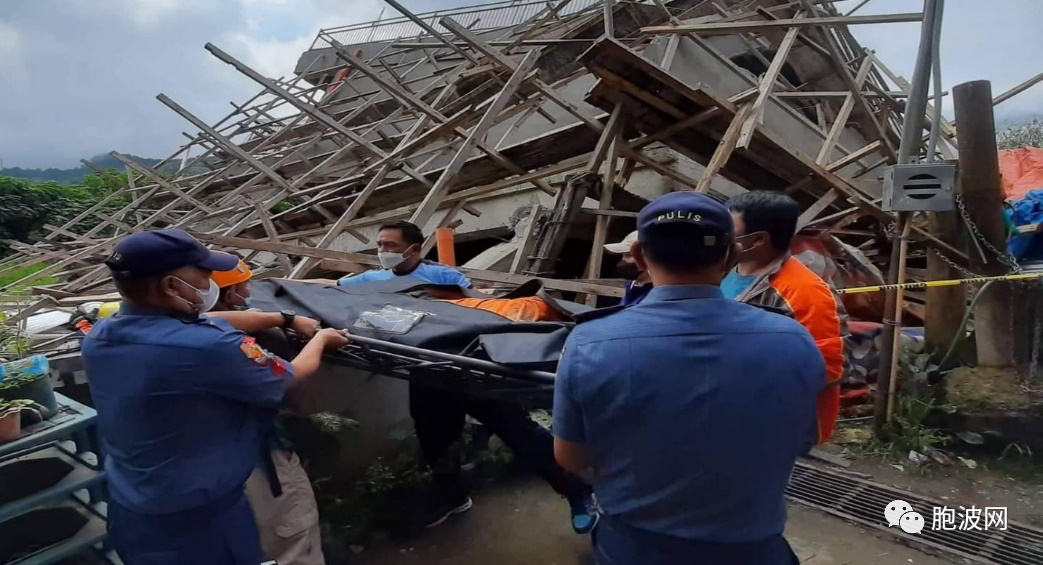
[7,0,1031,349]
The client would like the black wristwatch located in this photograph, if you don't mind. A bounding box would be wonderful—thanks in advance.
[279,310,296,329]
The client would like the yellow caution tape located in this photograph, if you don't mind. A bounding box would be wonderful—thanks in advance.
[837,272,1043,294]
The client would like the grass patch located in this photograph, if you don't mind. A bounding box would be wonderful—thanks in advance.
[835,394,952,465]
[947,366,1041,412]
[0,263,59,291]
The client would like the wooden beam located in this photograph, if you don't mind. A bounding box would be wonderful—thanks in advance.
[815,54,874,165]
[205,43,434,190]
[331,45,555,195]
[586,119,620,306]
[775,91,916,98]
[641,13,923,35]
[250,198,293,273]
[410,51,540,228]
[0,241,114,292]
[993,72,1043,107]
[191,231,624,297]
[696,104,753,192]
[110,153,213,214]
[288,164,394,278]
[580,208,638,218]
[796,188,839,229]
[382,0,480,64]
[809,13,898,160]
[825,140,882,172]
[737,18,802,148]
[439,17,604,134]
[525,172,598,276]
[509,204,544,274]
[156,94,343,224]
[505,0,578,52]
[587,101,626,172]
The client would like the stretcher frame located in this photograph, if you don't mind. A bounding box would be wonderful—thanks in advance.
[309,332,557,408]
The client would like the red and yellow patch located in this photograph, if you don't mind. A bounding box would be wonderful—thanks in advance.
[240,337,287,377]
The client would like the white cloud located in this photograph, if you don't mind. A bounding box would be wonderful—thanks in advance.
[0,0,397,168]
[3,0,1038,169]
[0,19,26,79]
[837,0,1043,120]
[124,0,183,26]
[224,32,315,79]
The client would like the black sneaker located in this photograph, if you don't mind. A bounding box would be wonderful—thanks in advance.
[421,494,474,528]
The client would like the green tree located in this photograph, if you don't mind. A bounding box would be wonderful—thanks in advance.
[0,172,129,258]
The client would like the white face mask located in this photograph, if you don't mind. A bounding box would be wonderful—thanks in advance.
[379,250,410,270]
[172,277,220,313]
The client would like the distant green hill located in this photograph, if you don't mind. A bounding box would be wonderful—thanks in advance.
[0,153,210,184]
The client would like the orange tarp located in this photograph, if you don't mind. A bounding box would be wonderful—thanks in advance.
[999,147,1043,200]
[449,297,564,322]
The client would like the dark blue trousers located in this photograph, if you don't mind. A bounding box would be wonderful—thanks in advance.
[107,489,263,565]
[409,381,591,498]
[594,514,800,565]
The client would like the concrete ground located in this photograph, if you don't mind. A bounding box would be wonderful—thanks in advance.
[348,477,948,565]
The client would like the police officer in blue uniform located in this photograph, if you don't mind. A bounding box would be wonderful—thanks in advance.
[83,229,349,564]
[552,192,824,564]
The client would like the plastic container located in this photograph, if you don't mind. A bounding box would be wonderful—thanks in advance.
[0,356,57,423]
[0,355,50,381]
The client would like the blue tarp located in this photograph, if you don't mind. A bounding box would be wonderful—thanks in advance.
[1008,189,1043,261]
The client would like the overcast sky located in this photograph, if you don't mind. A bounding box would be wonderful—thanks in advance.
[1,0,1040,169]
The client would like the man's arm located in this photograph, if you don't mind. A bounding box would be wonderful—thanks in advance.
[445,268,473,289]
[789,277,845,444]
[202,327,349,412]
[554,437,589,476]
[206,310,321,338]
[552,336,590,475]
[284,328,350,410]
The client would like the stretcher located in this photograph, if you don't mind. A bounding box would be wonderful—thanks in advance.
[254,278,588,409]
[313,332,556,408]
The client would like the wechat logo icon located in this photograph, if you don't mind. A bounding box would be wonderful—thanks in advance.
[885,499,925,534]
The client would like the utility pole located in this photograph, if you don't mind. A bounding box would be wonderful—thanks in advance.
[874,0,940,435]
[952,80,1014,368]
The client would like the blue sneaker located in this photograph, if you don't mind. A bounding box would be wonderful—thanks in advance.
[568,494,599,534]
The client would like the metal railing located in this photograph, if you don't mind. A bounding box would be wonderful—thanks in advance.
[310,0,604,49]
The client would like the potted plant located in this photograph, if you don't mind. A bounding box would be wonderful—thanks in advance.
[0,399,41,443]
[0,356,57,424]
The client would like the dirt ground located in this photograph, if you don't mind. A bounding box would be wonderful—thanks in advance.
[835,450,1043,527]
[346,476,949,565]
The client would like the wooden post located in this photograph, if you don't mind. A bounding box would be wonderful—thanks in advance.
[924,213,966,358]
[953,80,1014,368]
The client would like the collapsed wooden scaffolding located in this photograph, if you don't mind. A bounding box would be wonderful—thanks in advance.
[7,0,1029,339]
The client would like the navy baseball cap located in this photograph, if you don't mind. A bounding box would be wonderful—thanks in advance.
[637,191,734,248]
[105,229,238,277]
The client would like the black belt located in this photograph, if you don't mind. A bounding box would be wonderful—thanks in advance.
[260,442,283,498]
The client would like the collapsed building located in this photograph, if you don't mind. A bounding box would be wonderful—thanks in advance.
[1,0,965,304]
[7,0,1042,426]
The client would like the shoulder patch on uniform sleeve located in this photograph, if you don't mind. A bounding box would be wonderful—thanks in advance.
[240,336,287,377]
